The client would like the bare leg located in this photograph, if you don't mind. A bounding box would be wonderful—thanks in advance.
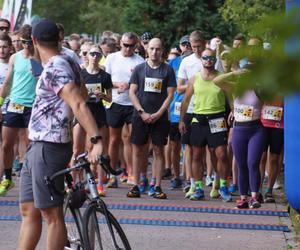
[122,124,132,174]
[108,127,122,169]
[170,140,181,179]
[152,144,165,187]
[132,144,149,185]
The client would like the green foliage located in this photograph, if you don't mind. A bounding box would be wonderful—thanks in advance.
[122,0,236,48]
[219,0,285,35]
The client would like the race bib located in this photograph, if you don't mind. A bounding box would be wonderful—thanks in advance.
[234,104,254,122]
[262,106,283,121]
[208,117,227,134]
[86,83,102,97]
[174,102,181,116]
[7,102,25,114]
[144,77,162,93]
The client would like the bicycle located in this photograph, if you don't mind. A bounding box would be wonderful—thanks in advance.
[45,153,131,250]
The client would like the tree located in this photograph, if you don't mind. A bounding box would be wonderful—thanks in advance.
[122,0,236,49]
[219,0,285,35]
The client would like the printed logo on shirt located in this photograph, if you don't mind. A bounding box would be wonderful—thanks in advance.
[262,106,283,121]
[234,104,254,122]
[144,77,163,93]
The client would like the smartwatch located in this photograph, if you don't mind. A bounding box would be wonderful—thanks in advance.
[90,135,102,144]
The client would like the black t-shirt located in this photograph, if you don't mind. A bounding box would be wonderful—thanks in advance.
[81,68,113,106]
[129,62,176,121]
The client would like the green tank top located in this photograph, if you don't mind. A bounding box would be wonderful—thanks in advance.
[10,51,37,107]
[192,72,225,116]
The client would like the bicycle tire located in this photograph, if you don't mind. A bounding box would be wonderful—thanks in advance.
[83,202,131,250]
[64,193,84,250]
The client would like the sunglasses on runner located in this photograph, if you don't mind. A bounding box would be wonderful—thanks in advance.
[81,51,88,56]
[122,42,136,49]
[202,55,216,62]
[89,51,102,58]
[21,39,33,45]
[0,26,9,32]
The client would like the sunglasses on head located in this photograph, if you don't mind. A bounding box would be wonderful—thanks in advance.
[0,26,9,32]
[202,55,216,61]
[21,39,33,45]
[122,42,136,48]
[89,51,102,57]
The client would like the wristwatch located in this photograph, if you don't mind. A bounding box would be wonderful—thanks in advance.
[138,108,145,115]
[90,135,102,144]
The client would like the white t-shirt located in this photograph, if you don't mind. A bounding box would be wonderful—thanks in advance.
[178,53,203,113]
[105,51,144,106]
[61,47,81,65]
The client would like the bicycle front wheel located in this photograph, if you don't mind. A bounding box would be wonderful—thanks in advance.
[64,194,84,250]
[83,202,131,250]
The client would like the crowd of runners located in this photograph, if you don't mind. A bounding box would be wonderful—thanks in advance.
[0,18,284,212]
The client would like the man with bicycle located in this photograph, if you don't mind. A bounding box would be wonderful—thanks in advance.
[18,19,103,250]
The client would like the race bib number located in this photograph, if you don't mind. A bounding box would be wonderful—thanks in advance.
[144,78,162,93]
[86,83,102,97]
[208,117,227,134]
[262,106,283,121]
[7,102,25,114]
[174,102,181,116]
[234,104,254,122]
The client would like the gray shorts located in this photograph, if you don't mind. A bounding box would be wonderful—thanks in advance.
[20,141,72,209]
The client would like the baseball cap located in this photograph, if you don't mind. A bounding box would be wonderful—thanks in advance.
[180,35,189,44]
[140,32,153,41]
[32,19,59,42]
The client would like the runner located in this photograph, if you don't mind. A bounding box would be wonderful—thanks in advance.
[127,38,176,199]
[179,48,232,202]
[0,25,37,196]
[18,19,103,250]
[105,32,144,188]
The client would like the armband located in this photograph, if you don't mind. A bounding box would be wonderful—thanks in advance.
[0,97,4,107]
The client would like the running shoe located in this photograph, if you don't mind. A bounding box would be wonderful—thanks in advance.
[183,180,191,193]
[139,178,149,193]
[205,175,214,187]
[97,185,106,197]
[127,185,141,198]
[264,192,275,203]
[162,168,172,180]
[106,176,118,188]
[236,199,249,209]
[219,186,232,202]
[257,192,264,204]
[119,173,128,183]
[0,179,15,196]
[249,198,261,209]
[210,186,220,198]
[228,184,239,195]
[153,186,167,199]
[148,185,155,196]
[189,187,205,200]
[185,185,195,198]
[171,178,182,189]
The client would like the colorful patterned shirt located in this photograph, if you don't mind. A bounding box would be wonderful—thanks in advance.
[29,54,81,143]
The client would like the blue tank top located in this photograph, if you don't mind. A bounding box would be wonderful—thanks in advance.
[170,91,184,123]
[10,51,37,107]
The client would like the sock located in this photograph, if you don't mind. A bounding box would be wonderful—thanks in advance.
[195,180,203,189]
[190,178,195,187]
[4,169,12,181]
[150,176,156,186]
[220,179,227,188]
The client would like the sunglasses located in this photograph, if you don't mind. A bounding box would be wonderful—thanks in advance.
[89,51,102,57]
[82,51,88,56]
[21,39,33,45]
[142,40,149,45]
[181,42,190,47]
[202,55,216,62]
[0,26,9,32]
[122,42,136,48]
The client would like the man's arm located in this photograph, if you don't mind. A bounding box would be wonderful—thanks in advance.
[59,82,102,163]
[0,54,16,99]
[179,76,194,134]
[129,83,151,123]
[177,77,188,94]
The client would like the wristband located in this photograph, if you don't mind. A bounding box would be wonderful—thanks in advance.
[0,97,4,106]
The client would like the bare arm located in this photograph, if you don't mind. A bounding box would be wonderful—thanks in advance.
[59,82,103,163]
[177,78,188,94]
[0,54,16,98]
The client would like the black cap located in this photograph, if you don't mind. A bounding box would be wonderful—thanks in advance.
[140,32,153,41]
[32,19,59,42]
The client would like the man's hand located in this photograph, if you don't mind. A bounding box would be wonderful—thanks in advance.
[88,143,103,165]
[179,121,186,134]
[141,112,152,123]
[117,82,129,94]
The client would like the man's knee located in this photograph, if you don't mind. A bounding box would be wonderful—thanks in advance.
[20,202,41,221]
